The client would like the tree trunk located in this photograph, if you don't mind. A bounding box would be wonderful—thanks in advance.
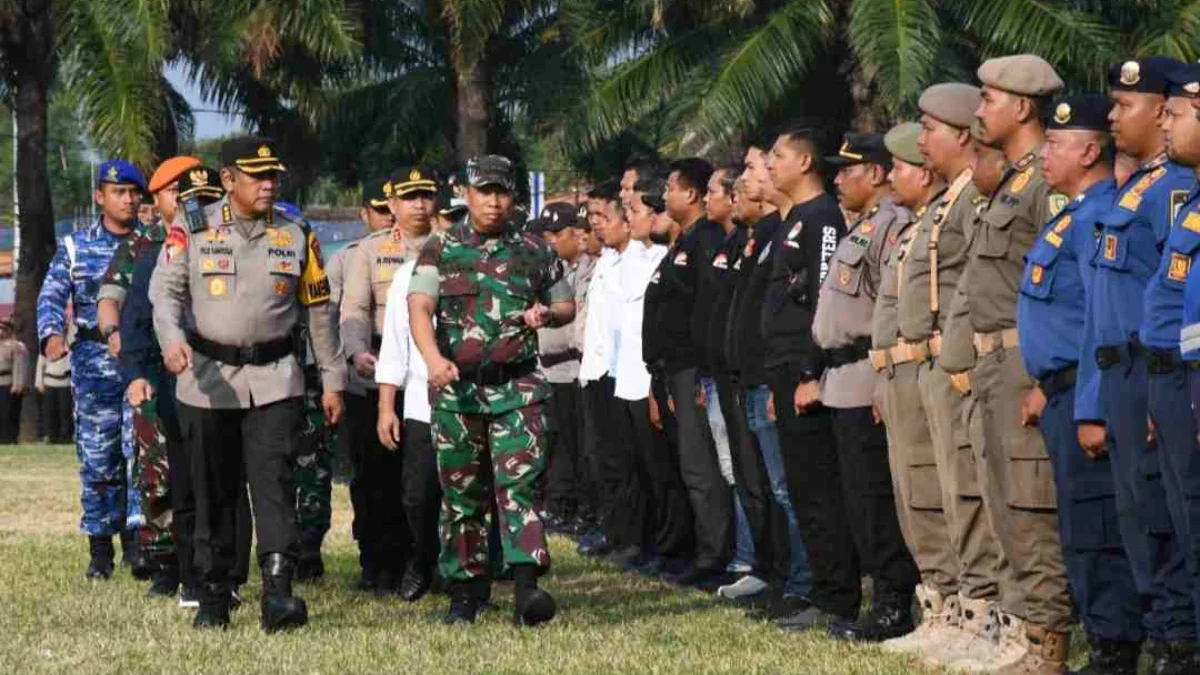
[454,58,489,162]
[10,2,56,442]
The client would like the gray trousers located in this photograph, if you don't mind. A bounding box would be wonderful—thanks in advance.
[666,368,731,570]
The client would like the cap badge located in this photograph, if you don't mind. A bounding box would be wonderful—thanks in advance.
[1054,103,1072,125]
[189,169,208,186]
[106,165,119,181]
[1119,61,1141,87]
[1185,81,1199,95]
[409,169,421,181]
[256,145,271,158]
[383,182,393,197]
[838,141,863,161]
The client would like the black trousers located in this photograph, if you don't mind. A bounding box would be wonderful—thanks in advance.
[347,390,409,575]
[664,368,731,570]
[401,418,441,574]
[614,396,695,558]
[178,398,299,587]
[721,377,782,582]
[583,377,643,548]
[769,370,861,618]
[0,389,20,444]
[546,382,585,517]
[831,406,919,601]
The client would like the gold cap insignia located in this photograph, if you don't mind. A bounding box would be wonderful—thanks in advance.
[1054,103,1072,125]
[256,145,271,158]
[106,165,119,181]
[1120,61,1140,87]
[189,169,208,186]
[383,182,393,197]
[1185,81,1200,95]
[838,141,863,161]
[409,169,421,181]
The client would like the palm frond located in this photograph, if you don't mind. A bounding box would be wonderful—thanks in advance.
[1133,0,1200,62]
[848,0,939,117]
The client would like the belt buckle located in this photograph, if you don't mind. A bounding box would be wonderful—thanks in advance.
[238,345,258,364]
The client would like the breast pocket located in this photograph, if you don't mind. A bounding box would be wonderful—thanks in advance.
[1095,212,1133,272]
[266,247,301,298]
[829,242,867,297]
[437,275,480,326]
[977,208,1014,259]
[199,255,237,300]
[1019,242,1061,301]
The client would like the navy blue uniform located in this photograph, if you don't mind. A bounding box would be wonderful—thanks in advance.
[1143,179,1200,637]
[1019,178,1142,642]
[1087,156,1196,642]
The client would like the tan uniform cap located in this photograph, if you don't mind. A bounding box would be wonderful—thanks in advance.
[919,83,982,128]
[884,122,924,166]
[977,54,1063,97]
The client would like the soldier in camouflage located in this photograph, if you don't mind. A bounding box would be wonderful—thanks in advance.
[408,155,575,626]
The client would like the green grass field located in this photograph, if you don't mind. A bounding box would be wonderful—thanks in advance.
[0,444,948,675]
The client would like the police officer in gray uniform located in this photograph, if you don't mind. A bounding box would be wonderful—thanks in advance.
[813,133,919,642]
[150,137,346,632]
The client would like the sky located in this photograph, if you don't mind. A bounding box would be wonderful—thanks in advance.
[165,62,246,139]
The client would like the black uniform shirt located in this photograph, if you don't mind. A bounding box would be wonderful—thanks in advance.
[643,218,721,376]
[704,225,748,374]
[727,211,783,386]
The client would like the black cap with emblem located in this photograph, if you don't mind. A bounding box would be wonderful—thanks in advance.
[178,167,225,204]
[1047,94,1111,132]
[1166,61,1200,98]
[362,177,392,211]
[825,133,892,168]
[389,167,438,198]
[539,202,582,234]
[220,136,286,173]
[1108,57,1181,95]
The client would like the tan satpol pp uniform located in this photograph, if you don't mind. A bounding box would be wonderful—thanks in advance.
[956,56,1071,669]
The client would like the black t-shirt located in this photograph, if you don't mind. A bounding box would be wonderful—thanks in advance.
[726,212,782,386]
[643,219,721,376]
[703,225,747,374]
[762,193,845,378]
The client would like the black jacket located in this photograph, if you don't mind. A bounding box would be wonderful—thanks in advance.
[644,218,722,376]
[726,212,782,387]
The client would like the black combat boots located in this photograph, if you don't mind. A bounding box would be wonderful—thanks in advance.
[827,593,915,642]
[119,529,152,580]
[512,564,556,627]
[147,555,180,597]
[260,553,308,633]
[193,583,232,630]
[1068,638,1140,675]
[85,535,115,580]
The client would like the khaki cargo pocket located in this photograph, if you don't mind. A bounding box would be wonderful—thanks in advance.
[908,464,943,510]
[1005,457,1057,509]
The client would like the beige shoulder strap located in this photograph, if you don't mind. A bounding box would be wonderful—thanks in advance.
[929,169,974,317]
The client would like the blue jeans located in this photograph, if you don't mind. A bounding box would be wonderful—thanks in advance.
[745,384,812,597]
[701,376,755,572]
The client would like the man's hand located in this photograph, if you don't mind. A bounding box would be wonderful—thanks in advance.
[696,384,706,409]
[377,406,402,451]
[163,341,193,375]
[106,331,121,358]
[352,352,377,378]
[36,384,45,395]
[793,380,819,415]
[11,383,24,396]
[871,403,883,425]
[1147,415,1157,449]
[1077,422,1108,459]
[949,372,971,395]
[1021,387,1046,428]
[126,378,153,408]
[767,391,776,422]
[523,304,551,329]
[428,355,460,387]
[648,393,663,431]
[322,391,344,426]
[44,335,68,361]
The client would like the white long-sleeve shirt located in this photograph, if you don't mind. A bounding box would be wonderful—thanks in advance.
[375,260,431,424]
[614,242,667,401]
[578,248,623,385]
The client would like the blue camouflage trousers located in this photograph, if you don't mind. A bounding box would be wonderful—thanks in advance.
[74,375,136,537]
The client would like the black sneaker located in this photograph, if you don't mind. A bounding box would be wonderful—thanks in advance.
[178,585,200,609]
[776,605,854,632]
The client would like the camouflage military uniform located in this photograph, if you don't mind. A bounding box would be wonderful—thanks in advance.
[408,220,571,581]
[294,323,336,552]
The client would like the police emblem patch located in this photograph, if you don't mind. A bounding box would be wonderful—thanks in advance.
[1168,252,1190,282]
[1048,194,1069,217]
[274,280,289,295]
[1054,103,1071,125]
[838,264,852,286]
[1120,60,1141,86]
[256,145,271,158]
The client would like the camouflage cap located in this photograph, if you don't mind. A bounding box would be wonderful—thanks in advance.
[884,122,924,167]
[919,83,982,129]
[977,54,1063,97]
[466,155,515,191]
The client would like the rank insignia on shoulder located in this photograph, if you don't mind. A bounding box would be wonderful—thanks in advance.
[1168,252,1190,282]
[1048,194,1068,217]
[1009,169,1032,194]
[1183,212,1200,234]
[221,203,232,224]
[1045,231,1063,248]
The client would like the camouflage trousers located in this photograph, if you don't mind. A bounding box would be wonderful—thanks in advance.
[74,376,134,537]
[131,388,173,558]
[432,403,550,581]
[294,386,335,547]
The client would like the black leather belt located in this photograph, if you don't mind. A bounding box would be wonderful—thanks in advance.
[76,326,104,343]
[460,359,538,387]
[540,349,581,369]
[823,337,872,369]
[1147,347,1184,375]
[1038,365,1077,397]
[0,370,10,377]
[189,334,293,366]
[1096,340,1145,370]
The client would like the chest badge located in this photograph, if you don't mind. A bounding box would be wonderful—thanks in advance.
[1103,234,1118,261]
[1031,265,1044,284]
[1010,169,1032,195]
[274,279,289,296]
[838,264,852,287]
[208,277,227,297]
[1169,253,1190,282]
[267,228,293,248]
